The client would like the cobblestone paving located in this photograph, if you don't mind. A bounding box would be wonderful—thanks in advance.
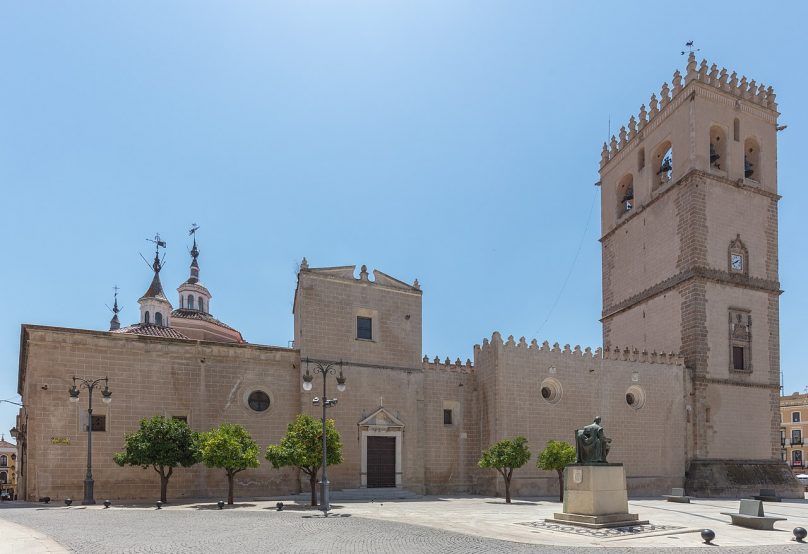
[0,505,805,553]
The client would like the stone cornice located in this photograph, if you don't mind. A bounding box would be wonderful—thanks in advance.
[694,376,780,391]
[601,169,780,242]
[602,266,781,320]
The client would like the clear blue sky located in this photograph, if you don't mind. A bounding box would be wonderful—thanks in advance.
[2,1,807,436]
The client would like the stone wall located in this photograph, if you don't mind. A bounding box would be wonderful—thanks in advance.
[18,325,301,502]
[474,333,687,497]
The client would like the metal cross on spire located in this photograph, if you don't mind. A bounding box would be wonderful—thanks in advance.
[107,285,122,315]
[681,41,700,56]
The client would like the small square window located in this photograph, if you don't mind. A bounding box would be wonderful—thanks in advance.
[357,317,372,340]
[443,409,453,425]
[90,415,106,432]
[172,416,188,423]
[793,412,801,423]
[732,346,745,370]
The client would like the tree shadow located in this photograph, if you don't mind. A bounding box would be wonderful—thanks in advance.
[188,503,258,510]
[484,500,540,506]
[262,504,345,511]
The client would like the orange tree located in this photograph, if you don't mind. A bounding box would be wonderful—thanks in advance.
[265,414,343,506]
[478,436,531,503]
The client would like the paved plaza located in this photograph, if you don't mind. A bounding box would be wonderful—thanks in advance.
[1,495,807,553]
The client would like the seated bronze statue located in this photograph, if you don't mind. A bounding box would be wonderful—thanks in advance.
[575,416,612,463]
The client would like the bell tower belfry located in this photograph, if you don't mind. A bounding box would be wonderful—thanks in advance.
[599,53,795,495]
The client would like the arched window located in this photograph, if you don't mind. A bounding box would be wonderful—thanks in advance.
[744,138,760,181]
[0,455,7,467]
[188,295,194,310]
[198,298,205,313]
[616,174,634,217]
[654,141,672,189]
[155,312,163,326]
[179,296,184,309]
[144,311,150,325]
[733,118,740,142]
[709,125,727,171]
[637,148,645,171]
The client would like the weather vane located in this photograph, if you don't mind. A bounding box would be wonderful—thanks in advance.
[140,233,167,272]
[188,223,200,237]
[681,41,700,56]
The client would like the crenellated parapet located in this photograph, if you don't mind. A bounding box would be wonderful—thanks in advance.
[422,355,473,373]
[474,331,684,366]
[600,53,778,170]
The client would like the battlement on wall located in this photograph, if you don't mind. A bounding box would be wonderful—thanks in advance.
[600,53,778,169]
[422,355,473,373]
[474,331,684,366]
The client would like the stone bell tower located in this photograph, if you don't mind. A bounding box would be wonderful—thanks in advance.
[598,54,799,496]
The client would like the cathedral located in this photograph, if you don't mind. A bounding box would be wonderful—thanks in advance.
[14,54,802,502]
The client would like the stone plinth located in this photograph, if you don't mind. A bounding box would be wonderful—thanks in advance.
[545,464,648,529]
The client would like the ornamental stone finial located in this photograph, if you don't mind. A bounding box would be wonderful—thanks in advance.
[685,52,697,83]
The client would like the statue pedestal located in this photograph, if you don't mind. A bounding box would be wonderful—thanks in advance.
[545,464,648,529]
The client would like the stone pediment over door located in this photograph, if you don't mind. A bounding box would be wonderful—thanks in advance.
[358,407,404,431]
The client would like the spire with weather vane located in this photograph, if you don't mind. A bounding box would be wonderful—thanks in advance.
[138,233,172,326]
[107,285,122,331]
[187,223,200,284]
[176,224,212,314]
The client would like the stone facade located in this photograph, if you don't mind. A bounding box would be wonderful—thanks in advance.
[16,326,301,502]
[14,54,802,502]
[598,54,799,497]
[780,392,808,473]
[0,437,16,498]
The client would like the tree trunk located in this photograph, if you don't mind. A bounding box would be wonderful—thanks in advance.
[504,469,512,504]
[309,473,318,506]
[159,467,172,503]
[557,469,564,502]
[227,472,235,505]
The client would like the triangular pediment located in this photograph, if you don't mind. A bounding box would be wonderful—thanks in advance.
[358,406,404,428]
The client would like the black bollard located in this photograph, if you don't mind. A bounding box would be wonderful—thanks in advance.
[700,529,715,544]
[64,498,73,506]
[794,527,807,542]
[217,500,225,510]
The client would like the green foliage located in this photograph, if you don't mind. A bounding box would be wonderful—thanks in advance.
[537,439,576,501]
[113,415,199,471]
[266,413,344,506]
[478,436,531,475]
[478,436,531,503]
[198,423,260,475]
[265,414,343,476]
[113,415,199,502]
[537,440,576,473]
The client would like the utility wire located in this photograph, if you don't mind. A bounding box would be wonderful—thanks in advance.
[535,187,598,337]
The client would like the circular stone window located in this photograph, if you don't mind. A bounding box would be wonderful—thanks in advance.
[248,390,271,412]
[540,377,563,404]
[625,385,646,410]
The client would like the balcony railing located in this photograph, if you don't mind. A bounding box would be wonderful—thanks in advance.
[792,461,804,468]
[792,438,805,446]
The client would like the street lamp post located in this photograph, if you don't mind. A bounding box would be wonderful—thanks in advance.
[68,377,112,505]
[302,359,346,516]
